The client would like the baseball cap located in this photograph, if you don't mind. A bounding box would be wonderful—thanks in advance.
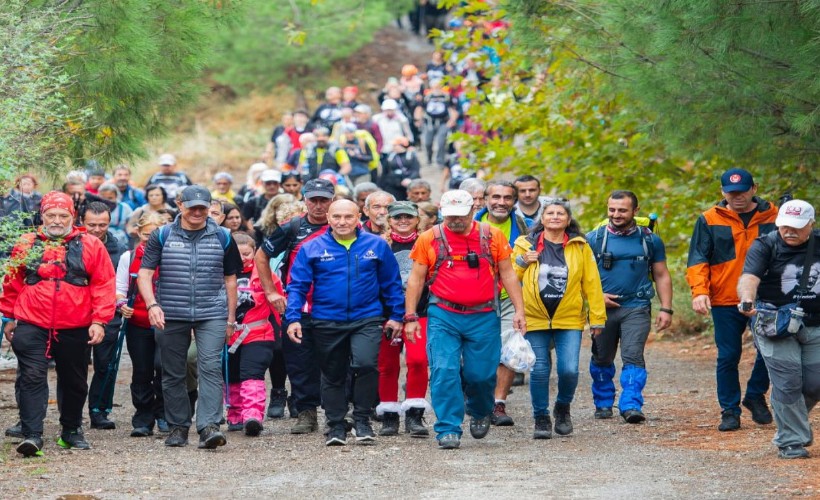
[720,168,754,193]
[179,185,211,208]
[343,122,358,134]
[303,178,335,199]
[158,153,177,166]
[439,190,474,217]
[388,201,419,218]
[381,99,398,111]
[775,199,815,229]
[260,169,282,183]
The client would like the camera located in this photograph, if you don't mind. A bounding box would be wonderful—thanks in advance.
[601,252,613,270]
[384,325,402,346]
[787,307,805,334]
[466,251,479,269]
[740,301,753,312]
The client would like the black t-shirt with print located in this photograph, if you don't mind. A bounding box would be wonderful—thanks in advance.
[537,240,568,317]
[391,238,429,315]
[743,230,820,314]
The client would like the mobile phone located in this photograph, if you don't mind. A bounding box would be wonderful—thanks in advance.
[740,301,753,312]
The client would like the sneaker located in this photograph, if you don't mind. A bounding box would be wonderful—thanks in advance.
[718,411,741,432]
[490,402,514,426]
[5,421,23,439]
[227,421,243,432]
[742,397,773,425]
[16,436,44,457]
[621,409,646,424]
[512,372,525,386]
[379,412,400,436]
[533,415,553,439]
[198,424,227,449]
[244,418,263,437]
[594,407,614,419]
[57,427,91,450]
[778,445,809,459]
[130,427,153,437]
[469,415,491,439]
[404,407,429,438]
[267,389,287,419]
[325,424,347,446]
[89,412,116,430]
[553,402,573,435]
[291,409,319,434]
[352,420,376,444]
[438,433,460,450]
[164,426,189,447]
[155,418,170,433]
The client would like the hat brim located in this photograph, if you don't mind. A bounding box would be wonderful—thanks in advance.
[183,200,210,208]
[721,184,752,193]
[441,206,472,217]
[389,209,419,218]
[304,190,334,199]
[775,215,812,229]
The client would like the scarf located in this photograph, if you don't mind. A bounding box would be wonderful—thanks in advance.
[606,222,638,237]
[390,231,417,244]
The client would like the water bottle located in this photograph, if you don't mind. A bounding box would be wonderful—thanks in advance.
[787,307,805,334]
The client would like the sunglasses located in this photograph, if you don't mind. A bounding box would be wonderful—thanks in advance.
[543,196,570,206]
[391,214,417,220]
[282,173,301,181]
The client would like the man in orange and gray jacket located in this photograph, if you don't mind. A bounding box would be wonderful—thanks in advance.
[685,168,778,432]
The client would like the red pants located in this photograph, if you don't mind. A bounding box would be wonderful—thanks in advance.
[378,317,429,404]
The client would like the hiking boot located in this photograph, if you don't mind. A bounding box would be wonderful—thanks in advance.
[5,421,23,439]
[155,418,170,433]
[553,402,573,436]
[164,426,189,447]
[718,411,740,432]
[57,427,91,450]
[512,372,526,386]
[198,424,226,449]
[594,407,614,419]
[244,418,263,437]
[352,420,376,444]
[227,421,243,432]
[778,445,809,459]
[469,415,491,439]
[287,395,297,418]
[325,424,347,446]
[405,407,429,437]
[89,412,116,430]
[267,389,287,419]
[16,436,44,458]
[742,397,773,425]
[533,415,553,439]
[622,409,646,424]
[379,412,400,436]
[130,427,153,437]
[491,402,514,426]
[291,409,319,434]
[438,433,460,450]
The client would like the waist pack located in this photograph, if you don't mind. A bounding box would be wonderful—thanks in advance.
[751,302,804,340]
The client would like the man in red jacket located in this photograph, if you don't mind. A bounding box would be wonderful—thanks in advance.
[1,191,116,457]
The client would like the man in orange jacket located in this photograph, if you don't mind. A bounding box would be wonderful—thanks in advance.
[686,168,778,432]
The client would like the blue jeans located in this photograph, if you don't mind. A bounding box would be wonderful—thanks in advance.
[712,306,770,415]
[427,305,500,439]
[528,329,582,417]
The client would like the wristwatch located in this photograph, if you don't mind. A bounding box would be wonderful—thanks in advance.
[659,308,674,315]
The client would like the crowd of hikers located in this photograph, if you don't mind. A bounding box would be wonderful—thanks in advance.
[0,13,818,462]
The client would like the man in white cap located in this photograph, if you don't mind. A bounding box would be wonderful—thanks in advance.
[404,190,526,450]
[144,153,192,200]
[737,199,820,460]
[243,169,282,226]
[372,99,413,160]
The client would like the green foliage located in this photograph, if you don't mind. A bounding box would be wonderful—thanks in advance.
[211,0,413,96]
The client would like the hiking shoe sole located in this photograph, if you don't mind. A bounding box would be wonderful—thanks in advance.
[326,436,347,446]
[16,440,44,457]
[198,432,227,449]
[438,435,460,449]
[244,419,263,437]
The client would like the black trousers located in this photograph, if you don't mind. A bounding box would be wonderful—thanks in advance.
[282,315,321,413]
[312,317,382,427]
[12,322,91,437]
[267,318,287,389]
[227,341,275,382]
[87,315,121,415]
[125,323,164,429]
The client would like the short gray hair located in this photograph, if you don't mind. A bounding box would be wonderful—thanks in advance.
[408,179,431,192]
[353,182,379,198]
[459,178,486,194]
[365,190,395,208]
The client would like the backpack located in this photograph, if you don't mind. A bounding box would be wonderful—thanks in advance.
[158,224,231,251]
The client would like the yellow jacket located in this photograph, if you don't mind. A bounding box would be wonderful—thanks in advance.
[512,232,607,332]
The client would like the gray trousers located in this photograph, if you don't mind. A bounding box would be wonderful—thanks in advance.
[755,324,820,448]
[158,319,226,433]
[591,307,651,367]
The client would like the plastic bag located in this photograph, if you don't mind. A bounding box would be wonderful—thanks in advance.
[500,329,536,373]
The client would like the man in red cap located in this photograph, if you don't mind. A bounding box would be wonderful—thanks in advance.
[1,191,116,457]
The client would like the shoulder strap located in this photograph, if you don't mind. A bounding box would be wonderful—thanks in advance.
[158,225,171,247]
[478,223,494,266]
[590,226,606,261]
[216,227,231,251]
[640,226,654,262]
[794,233,816,306]
[425,224,450,287]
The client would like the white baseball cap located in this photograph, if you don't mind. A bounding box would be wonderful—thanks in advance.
[439,189,474,217]
[381,99,398,111]
[775,199,815,229]
[260,169,282,183]
[158,153,176,166]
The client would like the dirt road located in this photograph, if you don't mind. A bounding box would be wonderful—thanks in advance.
[0,333,817,499]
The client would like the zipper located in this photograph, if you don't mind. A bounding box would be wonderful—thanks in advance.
[189,231,197,321]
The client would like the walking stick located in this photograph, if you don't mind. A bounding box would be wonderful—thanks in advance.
[223,344,231,408]
[93,273,139,415]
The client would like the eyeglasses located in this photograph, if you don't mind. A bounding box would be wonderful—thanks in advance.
[391,214,417,220]
[543,196,570,206]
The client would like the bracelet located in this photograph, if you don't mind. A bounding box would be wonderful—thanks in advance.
[147,303,161,311]
[659,308,674,315]
[403,313,420,323]
[92,322,106,328]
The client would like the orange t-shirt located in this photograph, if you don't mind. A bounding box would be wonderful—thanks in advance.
[410,222,512,313]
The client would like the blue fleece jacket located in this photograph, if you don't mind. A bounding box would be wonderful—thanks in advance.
[285,228,405,323]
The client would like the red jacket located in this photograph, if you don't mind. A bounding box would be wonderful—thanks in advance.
[228,263,282,346]
[0,227,116,329]
[127,243,154,329]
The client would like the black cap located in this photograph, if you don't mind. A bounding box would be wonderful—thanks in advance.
[303,178,335,199]
[180,185,211,208]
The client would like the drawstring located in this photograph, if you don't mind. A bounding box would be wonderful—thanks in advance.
[45,328,58,359]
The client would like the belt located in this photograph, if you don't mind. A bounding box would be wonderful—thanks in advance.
[430,294,494,313]
[228,319,270,354]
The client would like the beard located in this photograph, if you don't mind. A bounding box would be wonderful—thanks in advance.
[45,224,71,239]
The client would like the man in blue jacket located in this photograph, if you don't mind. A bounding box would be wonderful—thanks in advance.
[286,199,404,446]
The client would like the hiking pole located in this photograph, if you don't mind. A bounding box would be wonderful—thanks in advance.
[223,344,231,408]
[93,273,139,416]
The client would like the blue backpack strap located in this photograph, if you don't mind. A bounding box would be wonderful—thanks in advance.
[589,225,606,262]
[158,225,171,247]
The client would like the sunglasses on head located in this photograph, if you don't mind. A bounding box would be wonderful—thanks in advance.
[281,172,301,181]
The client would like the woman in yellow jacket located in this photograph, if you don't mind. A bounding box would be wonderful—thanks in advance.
[512,199,606,440]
